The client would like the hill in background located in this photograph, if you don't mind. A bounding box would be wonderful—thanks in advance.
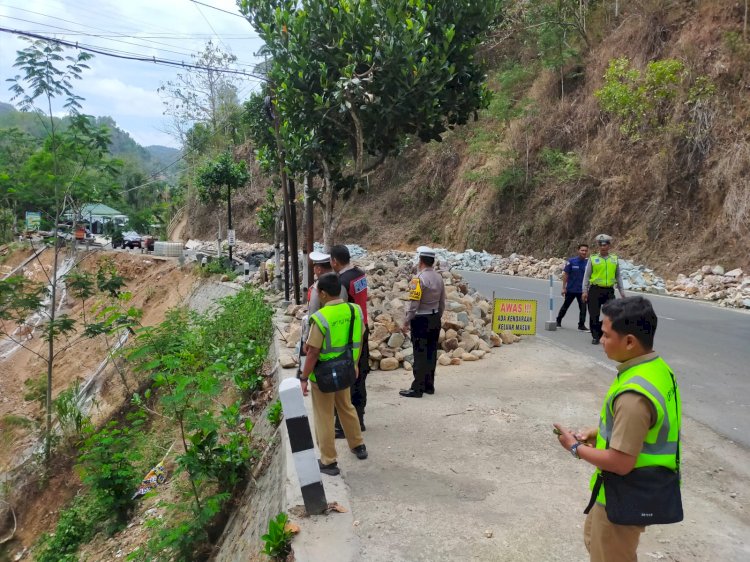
[0,102,181,179]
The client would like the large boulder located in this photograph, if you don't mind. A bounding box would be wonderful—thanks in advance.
[443,337,459,351]
[387,332,405,349]
[438,353,452,366]
[380,357,400,371]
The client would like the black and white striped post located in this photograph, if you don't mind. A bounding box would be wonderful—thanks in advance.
[279,377,327,515]
[544,274,557,331]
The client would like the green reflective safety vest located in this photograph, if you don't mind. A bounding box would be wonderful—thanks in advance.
[308,302,363,383]
[590,356,681,505]
[590,253,619,288]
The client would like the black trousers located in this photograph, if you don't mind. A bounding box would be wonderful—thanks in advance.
[588,285,615,341]
[410,313,441,393]
[557,292,587,327]
[335,327,370,429]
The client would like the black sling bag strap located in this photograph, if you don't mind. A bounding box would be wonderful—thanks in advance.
[584,370,682,526]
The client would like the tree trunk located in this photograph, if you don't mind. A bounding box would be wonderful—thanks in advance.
[273,98,299,303]
[288,179,300,304]
[227,184,233,264]
[283,213,290,302]
[304,174,314,291]
[321,160,337,252]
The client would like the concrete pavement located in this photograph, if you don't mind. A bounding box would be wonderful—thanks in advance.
[459,271,750,449]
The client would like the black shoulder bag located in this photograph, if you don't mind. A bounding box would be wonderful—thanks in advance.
[584,371,683,526]
[313,304,358,393]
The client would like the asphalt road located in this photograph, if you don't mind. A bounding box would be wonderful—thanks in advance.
[459,270,750,449]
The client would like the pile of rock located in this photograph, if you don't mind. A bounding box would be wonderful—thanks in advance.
[667,266,750,308]
[276,250,519,372]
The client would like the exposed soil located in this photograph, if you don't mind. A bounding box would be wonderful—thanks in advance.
[0,248,199,554]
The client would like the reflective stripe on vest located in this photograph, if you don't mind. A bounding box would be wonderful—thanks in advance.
[308,302,363,383]
[590,356,681,505]
[590,253,618,288]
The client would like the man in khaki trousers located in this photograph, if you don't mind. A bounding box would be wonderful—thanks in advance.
[300,273,368,476]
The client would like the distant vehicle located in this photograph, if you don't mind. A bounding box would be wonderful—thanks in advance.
[120,231,142,249]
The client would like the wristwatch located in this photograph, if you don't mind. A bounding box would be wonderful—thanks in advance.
[570,442,582,459]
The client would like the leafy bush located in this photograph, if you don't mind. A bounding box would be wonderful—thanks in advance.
[261,512,294,559]
[267,400,283,427]
[53,379,91,441]
[492,165,526,194]
[124,288,273,559]
[76,413,145,527]
[594,57,717,142]
[538,148,581,182]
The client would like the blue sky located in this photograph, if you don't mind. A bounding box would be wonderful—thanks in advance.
[0,0,265,148]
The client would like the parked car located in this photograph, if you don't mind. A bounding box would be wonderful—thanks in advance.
[121,231,142,249]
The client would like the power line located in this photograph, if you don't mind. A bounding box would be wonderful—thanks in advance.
[2,12,261,69]
[187,0,248,20]
[0,27,269,82]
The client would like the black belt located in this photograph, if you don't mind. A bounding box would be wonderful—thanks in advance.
[591,285,614,289]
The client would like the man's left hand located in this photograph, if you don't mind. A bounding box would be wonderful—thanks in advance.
[553,423,578,450]
[619,291,626,299]
[300,379,309,396]
[401,322,410,334]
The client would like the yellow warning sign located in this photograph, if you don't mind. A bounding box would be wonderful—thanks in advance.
[492,299,537,335]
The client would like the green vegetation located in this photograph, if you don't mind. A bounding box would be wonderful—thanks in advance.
[537,148,581,182]
[266,400,283,427]
[77,414,146,527]
[122,287,272,560]
[261,512,294,559]
[595,57,716,142]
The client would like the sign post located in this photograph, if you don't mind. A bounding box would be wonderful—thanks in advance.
[544,274,557,331]
[492,299,537,335]
[25,211,41,232]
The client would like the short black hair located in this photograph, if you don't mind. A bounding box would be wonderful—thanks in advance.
[317,272,342,297]
[578,243,589,249]
[420,255,435,267]
[330,245,351,265]
[602,296,658,350]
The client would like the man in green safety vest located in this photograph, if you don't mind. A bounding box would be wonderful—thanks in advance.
[583,233,626,344]
[554,296,682,562]
[301,272,368,476]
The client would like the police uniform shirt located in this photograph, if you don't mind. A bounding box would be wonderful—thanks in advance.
[608,352,659,457]
[405,267,446,323]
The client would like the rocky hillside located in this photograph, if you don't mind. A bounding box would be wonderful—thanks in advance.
[338,0,750,275]
[190,0,749,278]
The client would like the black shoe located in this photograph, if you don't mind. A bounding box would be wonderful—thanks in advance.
[352,444,368,460]
[424,388,435,395]
[318,460,340,476]
[399,389,423,398]
[591,338,600,345]
[334,428,345,439]
[556,319,562,327]
[578,325,589,331]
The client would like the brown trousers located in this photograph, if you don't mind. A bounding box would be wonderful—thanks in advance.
[310,382,364,465]
[584,504,645,562]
